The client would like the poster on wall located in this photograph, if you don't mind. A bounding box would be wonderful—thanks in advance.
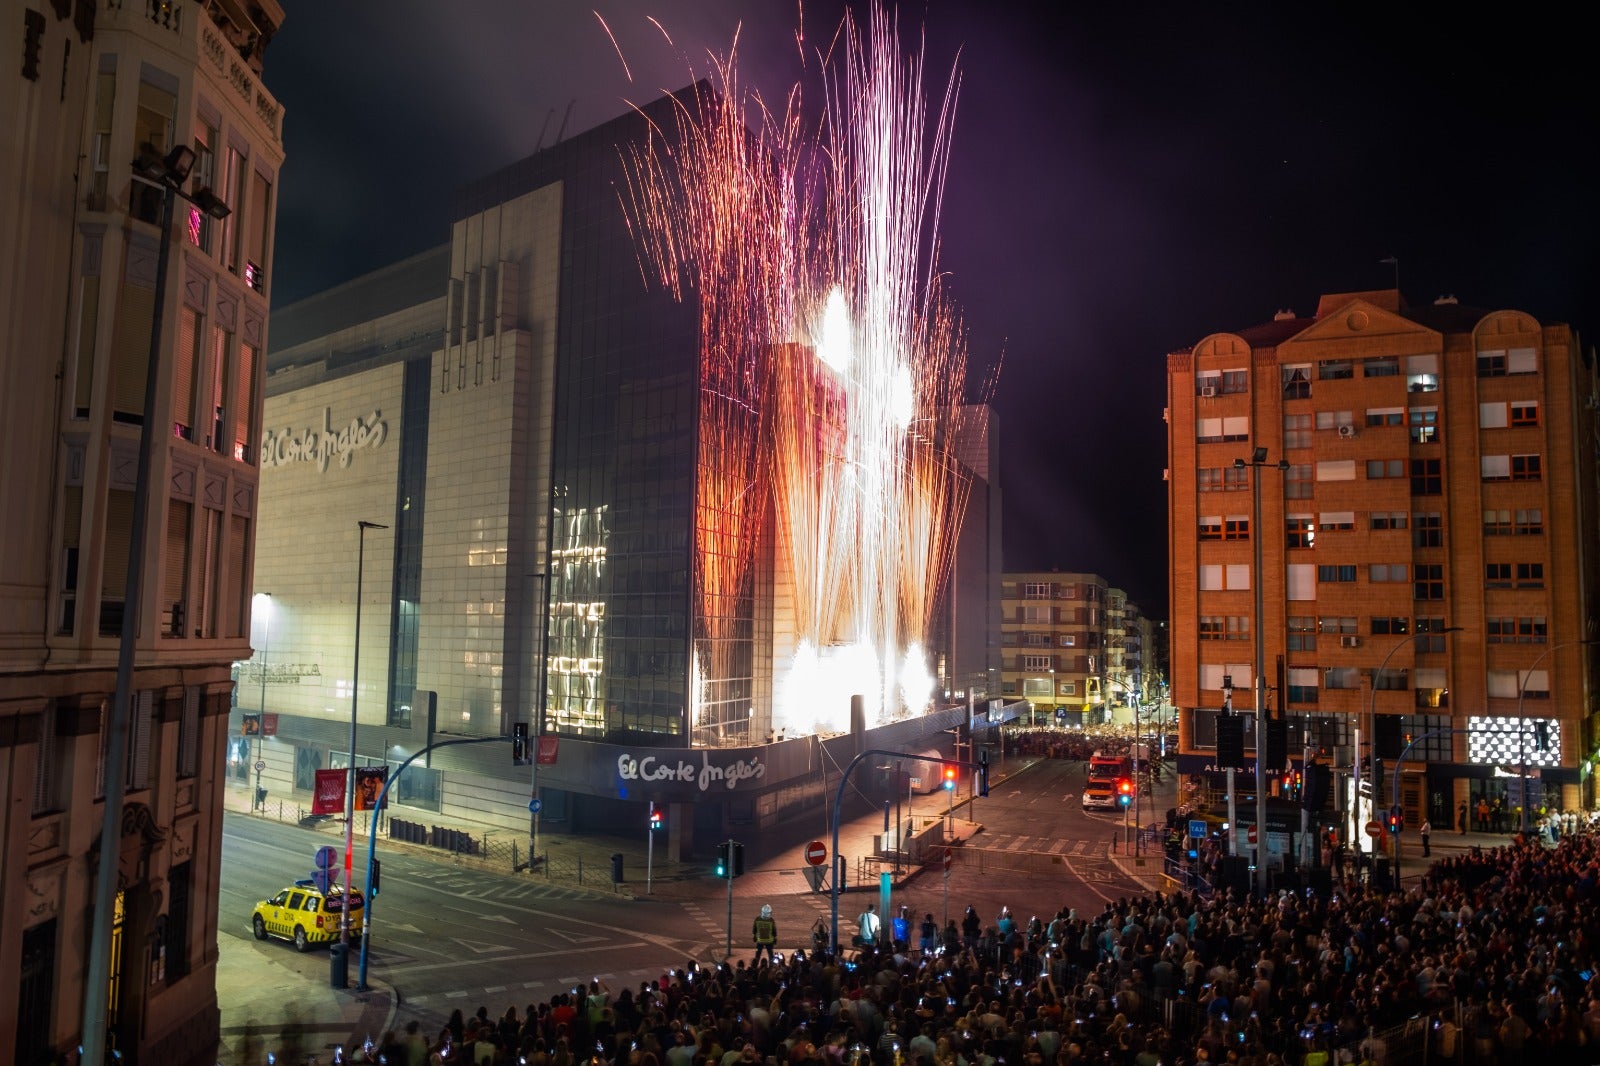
[311,768,348,815]
[536,736,559,765]
[241,714,262,736]
[354,766,389,811]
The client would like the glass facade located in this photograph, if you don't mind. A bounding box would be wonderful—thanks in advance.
[387,356,431,728]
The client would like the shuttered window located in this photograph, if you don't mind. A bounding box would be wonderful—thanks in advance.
[60,485,83,634]
[173,306,200,441]
[126,690,153,791]
[101,489,136,632]
[163,498,191,638]
[228,514,249,638]
[177,687,199,779]
[32,706,57,814]
[74,275,101,418]
[110,266,155,422]
[233,343,256,462]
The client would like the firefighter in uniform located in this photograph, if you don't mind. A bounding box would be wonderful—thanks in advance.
[752,904,778,964]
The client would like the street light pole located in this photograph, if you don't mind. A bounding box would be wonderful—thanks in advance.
[81,144,228,1066]
[1235,448,1286,897]
[1516,638,1598,833]
[256,592,270,809]
[344,520,388,953]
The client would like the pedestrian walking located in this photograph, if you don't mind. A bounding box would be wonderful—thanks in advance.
[855,902,880,949]
[1420,818,1432,857]
[752,904,777,965]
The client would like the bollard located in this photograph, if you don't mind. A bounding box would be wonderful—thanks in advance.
[329,942,349,989]
[611,853,625,884]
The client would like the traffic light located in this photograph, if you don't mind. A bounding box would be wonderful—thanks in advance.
[1386,806,1403,835]
[715,841,730,878]
[942,764,958,791]
[512,721,528,764]
[370,859,381,897]
[649,803,664,832]
[731,841,745,877]
[1116,778,1134,808]
[1303,762,1331,813]
[1216,714,1246,769]
[978,749,990,797]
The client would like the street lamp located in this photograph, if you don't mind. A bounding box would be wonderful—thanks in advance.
[1234,447,1286,897]
[1359,626,1463,860]
[254,592,271,810]
[344,520,388,961]
[81,143,231,1066]
[1516,637,1598,832]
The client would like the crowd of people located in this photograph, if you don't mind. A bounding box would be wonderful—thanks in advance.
[345,824,1600,1065]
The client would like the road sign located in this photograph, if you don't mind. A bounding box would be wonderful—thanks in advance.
[528,797,542,814]
[909,777,923,788]
[254,760,266,772]
[314,845,338,870]
[1365,820,1383,838]
[1247,826,1258,845]
[1188,819,1206,839]
[804,840,828,866]
[943,847,954,871]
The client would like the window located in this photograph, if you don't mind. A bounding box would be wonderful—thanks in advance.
[1369,563,1407,583]
[1197,417,1223,443]
[1412,513,1442,548]
[1507,347,1538,374]
[1315,410,1354,431]
[1318,361,1354,381]
[1410,459,1441,495]
[1200,565,1223,591]
[1024,632,1051,647]
[1414,564,1444,600]
[1511,401,1539,426]
[1366,459,1404,479]
[1318,565,1357,583]
[1485,563,1512,588]
[131,79,177,223]
[1199,617,1226,641]
[1484,509,1513,535]
[1486,671,1518,699]
[1363,356,1399,377]
[1287,616,1316,651]
[1059,634,1076,647]
[1283,412,1312,449]
[1198,516,1223,541]
[1516,562,1544,588]
[1477,350,1507,377]
[1414,617,1449,653]
[1223,515,1249,540]
[1227,616,1250,640]
[177,687,199,778]
[1318,616,1357,635]
[1370,512,1407,531]
[1286,564,1315,600]
[1512,454,1541,481]
[32,706,57,814]
[1197,467,1223,492]
[1226,564,1251,590]
[1316,460,1356,481]
[1409,407,1438,443]
[1516,508,1543,535]
[1486,617,1515,644]
[166,861,192,983]
[1479,402,1508,429]
[1221,368,1249,394]
[1481,455,1511,481]
[189,120,218,253]
[1324,667,1360,690]
[1371,617,1409,636]
[1286,516,1315,549]
[1022,582,1052,599]
[1414,675,1449,711]
[1287,667,1319,704]
[1518,617,1547,643]
[1221,416,1249,441]
[1372,666,1408,691]
[245,168,272,294]
[1317,511,1354,531]
[1060,680,1076,696]
[1196,373,1221,395]
[1282,364,1311,399]
[1022,606,1052,623]
[1406,354,1439,393]
[1224,465,1248,491]
[1021,655,1053,670]
[1285,464,1313,499]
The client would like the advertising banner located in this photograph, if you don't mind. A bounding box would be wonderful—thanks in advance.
[536,735,559,765]
[311,768,347,815]
[354,766,389,811]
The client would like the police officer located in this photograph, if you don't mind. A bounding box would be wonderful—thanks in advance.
[752,904,777,964]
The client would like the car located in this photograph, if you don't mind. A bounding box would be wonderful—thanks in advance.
[1081,785,1119,812]
[251,879,365,952]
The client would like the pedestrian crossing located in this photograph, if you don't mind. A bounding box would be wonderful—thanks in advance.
[966,834,1111,856]
[415,870,618,904]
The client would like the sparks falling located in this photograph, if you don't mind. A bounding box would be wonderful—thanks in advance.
[620,4,984,742]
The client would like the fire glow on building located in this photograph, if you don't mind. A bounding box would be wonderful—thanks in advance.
[619,5,991,740]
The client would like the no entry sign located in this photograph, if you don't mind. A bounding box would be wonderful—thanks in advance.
[805,840,828,866]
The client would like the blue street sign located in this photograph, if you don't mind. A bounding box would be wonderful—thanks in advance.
[528,797,542,814]
[1188,820,1207,839]
[314,845,338,870]
[310,868,333,894]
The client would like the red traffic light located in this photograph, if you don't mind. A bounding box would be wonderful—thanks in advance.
[942,765,958,790]
[1116,778,1133,795]
[649,803,664,831]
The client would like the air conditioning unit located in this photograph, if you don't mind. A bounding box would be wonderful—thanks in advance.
[1341,635,1362,648]
[1337,424,1356,438]
[1200,385,1218,398]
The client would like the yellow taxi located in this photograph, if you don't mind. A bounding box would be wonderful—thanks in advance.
[251,879,365,952]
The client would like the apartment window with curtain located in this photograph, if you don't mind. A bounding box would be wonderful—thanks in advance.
[233,343,257,463]
[208,327,231,453]
[244,168,271,293]
[173,305,201,442]
[189,119,219,253]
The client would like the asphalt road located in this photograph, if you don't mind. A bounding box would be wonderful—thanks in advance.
[219,753,1179,1033]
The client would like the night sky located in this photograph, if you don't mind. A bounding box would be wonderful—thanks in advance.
[264,3,1596,617]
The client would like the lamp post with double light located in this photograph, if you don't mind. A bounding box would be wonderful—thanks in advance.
[1516,637,1597,833]
[1233,447,1286,897]
[80,143,231,1066]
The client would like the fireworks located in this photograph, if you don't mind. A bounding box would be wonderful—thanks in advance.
[619,3,984,740]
